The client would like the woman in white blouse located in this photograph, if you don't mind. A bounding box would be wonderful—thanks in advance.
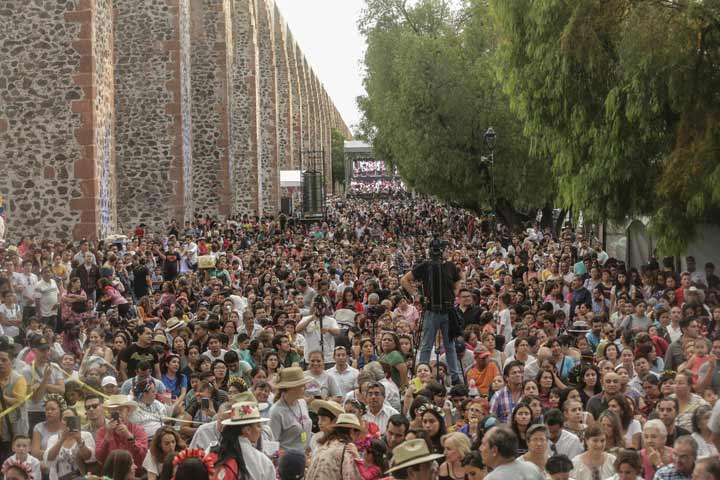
[129,379,173,438]
[44,408,95,480]
[571,424,617,480]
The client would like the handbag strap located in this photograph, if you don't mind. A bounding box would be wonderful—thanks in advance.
[340,444,346,478]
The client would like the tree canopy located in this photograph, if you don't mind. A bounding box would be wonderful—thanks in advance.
[490,0,720,253]
[358,0,555,226]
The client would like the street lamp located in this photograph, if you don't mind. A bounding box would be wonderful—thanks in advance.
[484,127,496,152]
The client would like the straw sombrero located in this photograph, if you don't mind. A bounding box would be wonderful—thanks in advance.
[275,366,311,389]
[331,413,362,431]
[385,439,445,474]
[105,394,138,411]
[222,402,270,426]
[165,317,183,332]
[310,399,344,418]
[230,391,269,411]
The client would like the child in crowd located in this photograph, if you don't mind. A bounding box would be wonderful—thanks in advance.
[2,435,41,480]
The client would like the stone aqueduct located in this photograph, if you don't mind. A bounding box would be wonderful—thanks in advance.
[0,0,351,241]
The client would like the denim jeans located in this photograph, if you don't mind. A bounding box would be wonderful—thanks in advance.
[418,311,461,383]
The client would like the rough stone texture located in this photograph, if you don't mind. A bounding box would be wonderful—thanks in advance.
[114,0,192,232]
[190,0,232,218]
[274,6,293,172]
[0,0,117,241]
[229,0,262,215]
[1,0,351,240]
[286,32,303,169]
[255,0,279,216]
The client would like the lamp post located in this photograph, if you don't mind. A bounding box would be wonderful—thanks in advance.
[484,127,497,233]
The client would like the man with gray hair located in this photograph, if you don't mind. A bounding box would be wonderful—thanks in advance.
[654,435,698,480]
[364,361,401,411]
[481,426,545,480]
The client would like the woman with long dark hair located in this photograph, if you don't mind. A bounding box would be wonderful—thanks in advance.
[102,450,136,480]
[577,364,602,408]
[214,402,275,479]
[418,403,447,454]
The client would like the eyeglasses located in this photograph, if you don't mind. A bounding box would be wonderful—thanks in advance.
[85,403,101,410]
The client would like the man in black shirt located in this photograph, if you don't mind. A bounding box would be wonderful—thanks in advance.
[118,325,160,381]
[132,256,151,300]
[400,242,462,384]
[456,288,482,327]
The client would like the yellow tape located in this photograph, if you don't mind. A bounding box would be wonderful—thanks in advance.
[60,368,206,425]
[0,391,34,420]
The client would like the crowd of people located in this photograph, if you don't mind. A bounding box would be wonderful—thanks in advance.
[347,179,407,196]
[352,161,396,177]
[0,197,719,480]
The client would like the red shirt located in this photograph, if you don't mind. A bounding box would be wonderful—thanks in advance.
[95,422,148,468]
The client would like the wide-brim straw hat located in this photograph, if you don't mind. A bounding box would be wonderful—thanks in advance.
[222,401,270,426]
[165,317,183,332]
[275,366,311,389]
[230,391,269,411]
[105,394,138,411]
[331,413,362,431]
[385,439,445,474]
[310,399,344,418]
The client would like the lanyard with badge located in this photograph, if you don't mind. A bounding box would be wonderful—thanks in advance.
[286,400,308,443]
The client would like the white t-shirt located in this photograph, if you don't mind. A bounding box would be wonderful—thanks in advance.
[34,278,59,317]
[0,303,21,338]
[301,315,338,364]
[624,419,642,444]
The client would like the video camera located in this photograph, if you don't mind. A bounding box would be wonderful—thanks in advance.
[429,235,449,262]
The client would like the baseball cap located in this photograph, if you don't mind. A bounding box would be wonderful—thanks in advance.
[101,376,118,387]
[31,335,50,351]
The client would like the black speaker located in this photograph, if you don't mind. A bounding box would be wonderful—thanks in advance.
[281,197,292,215]
[302,170,324,215]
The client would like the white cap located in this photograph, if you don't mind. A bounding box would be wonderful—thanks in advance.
[101,376,118,387]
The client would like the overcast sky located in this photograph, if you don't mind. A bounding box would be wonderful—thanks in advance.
[275,0,366,133]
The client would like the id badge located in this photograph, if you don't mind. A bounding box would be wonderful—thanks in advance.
[300,431,307,443]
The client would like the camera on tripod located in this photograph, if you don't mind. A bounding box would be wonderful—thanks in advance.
[429,235,449,262]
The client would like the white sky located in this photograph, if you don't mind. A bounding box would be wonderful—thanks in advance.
[275,0,366,133]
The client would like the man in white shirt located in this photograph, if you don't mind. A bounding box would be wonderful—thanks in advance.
[496,293,513,340]
[203,334,227,362]
[326,346,358,398]
[34,267,59,329]
[180,237,198,274]
[546,408,584,459]
[362,382,399,434]
[296,297,339,366]
[189,402,231,451]
[12,260,38,312]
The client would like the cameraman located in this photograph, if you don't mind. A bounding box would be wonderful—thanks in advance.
[400,238,463,385]
[296,296,340,368]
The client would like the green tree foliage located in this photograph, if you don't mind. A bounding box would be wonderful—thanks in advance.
[331,128,347,189]
[491,0,720,253]
[358,0,554,225]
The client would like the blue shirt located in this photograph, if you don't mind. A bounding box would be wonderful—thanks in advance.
[162,372,188,399]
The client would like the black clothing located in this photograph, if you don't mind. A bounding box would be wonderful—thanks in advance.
[666,425,691,447]
[133,265,151,299]
[118,343,159,378]
[412,261,460,312]
[455,305,482,328]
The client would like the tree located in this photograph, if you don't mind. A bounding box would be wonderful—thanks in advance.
[358,0,554,227]
[331,128,347,190]
[490,0,720,253]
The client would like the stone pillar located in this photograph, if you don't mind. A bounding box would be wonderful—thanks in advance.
[229,0,261,215]
[0,0,117,241]
[321,88,333,192]
[189,0,233,219]
[255,0,279,216]
[273,7,292,172]
[298,55,313,166]
[286,33,303,169]
[114,0,193,233]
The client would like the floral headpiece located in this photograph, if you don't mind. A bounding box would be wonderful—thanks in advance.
[416,403,445,418]
[44,393,68,412]
[2,458,34,479]
[172,448,217,480]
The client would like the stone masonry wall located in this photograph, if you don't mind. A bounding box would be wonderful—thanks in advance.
[256,0,279,216]
[0,0,351,240]
[274,7,292,172]
[1,0,92,240]
[190,0,232,218]
[229,0,261,215]
[286,32,303,169]
[114,0,190,232]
